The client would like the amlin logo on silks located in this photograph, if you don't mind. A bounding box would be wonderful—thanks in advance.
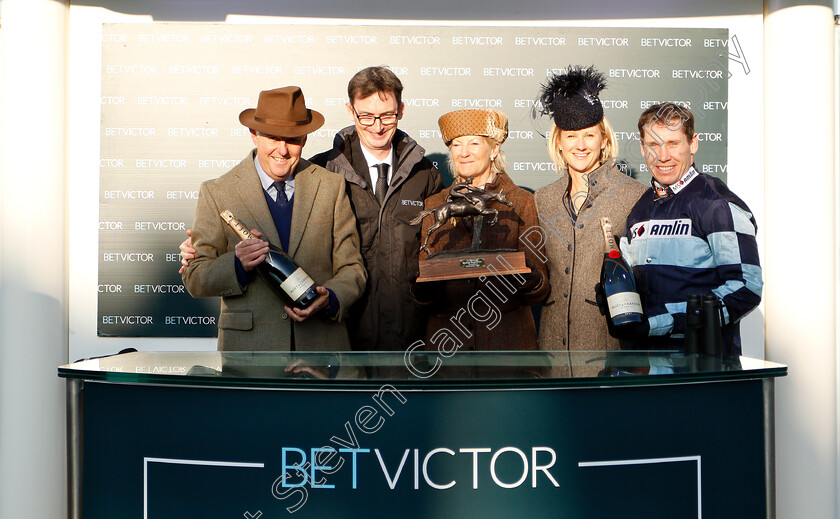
[630,218,692,240]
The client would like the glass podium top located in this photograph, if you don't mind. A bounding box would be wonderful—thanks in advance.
[59,350,787,390]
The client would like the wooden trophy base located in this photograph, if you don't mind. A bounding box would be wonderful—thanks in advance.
[416,251,530,282]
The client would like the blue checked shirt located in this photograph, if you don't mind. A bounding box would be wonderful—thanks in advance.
[619,167,763,357]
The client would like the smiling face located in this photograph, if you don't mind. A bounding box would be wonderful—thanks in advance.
[449,135,499,186]
[250,130,306,182]
[558,124,606,176]
[640,121,699,186]
[347,90,404,159]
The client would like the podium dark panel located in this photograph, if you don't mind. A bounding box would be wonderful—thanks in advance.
[61,351,784,519]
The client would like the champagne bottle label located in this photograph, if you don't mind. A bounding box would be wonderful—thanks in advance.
[281,268,317,302]
[607,292,643,318]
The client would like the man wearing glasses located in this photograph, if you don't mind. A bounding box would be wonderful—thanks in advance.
[310,66,443,352]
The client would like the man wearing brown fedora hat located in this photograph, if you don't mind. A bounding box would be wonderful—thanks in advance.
[182,86,366,351]
[310,66,443,352]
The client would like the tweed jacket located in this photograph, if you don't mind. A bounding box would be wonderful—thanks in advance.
[416,171,550,351]
[182,151,367,351]
[534,161,647,352]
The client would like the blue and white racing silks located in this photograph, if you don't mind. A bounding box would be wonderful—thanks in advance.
[619,166,763,356]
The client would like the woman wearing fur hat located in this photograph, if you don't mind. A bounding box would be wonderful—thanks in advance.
[533,65,647,355]
[412,109,549,353]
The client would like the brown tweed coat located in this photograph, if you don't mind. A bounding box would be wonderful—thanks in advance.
[416,171,550,352]
[182,151,366,351]
[534,161,647,353]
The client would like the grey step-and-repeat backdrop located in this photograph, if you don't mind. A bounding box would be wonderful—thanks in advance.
[98,24,729,337]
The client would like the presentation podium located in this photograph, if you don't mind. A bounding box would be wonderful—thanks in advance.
[59,350,786,519]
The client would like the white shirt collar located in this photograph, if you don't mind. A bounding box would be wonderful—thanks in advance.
[360,144,394,170]
[360,144,394,194]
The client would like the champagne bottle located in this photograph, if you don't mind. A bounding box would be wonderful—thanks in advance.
[599,217,644,326]
[220,210,319,309]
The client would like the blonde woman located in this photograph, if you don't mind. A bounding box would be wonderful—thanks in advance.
[534,66,647,352]
[413,109,549,352]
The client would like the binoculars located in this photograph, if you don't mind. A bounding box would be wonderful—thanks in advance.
[684,294,724,359]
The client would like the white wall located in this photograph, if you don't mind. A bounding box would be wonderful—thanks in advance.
[0,2,69,519]
[764,4,837,519]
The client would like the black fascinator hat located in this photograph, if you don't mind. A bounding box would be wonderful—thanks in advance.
[537,65,607,131]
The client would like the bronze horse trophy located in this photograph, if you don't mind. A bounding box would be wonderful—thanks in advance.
[411,181,513,257]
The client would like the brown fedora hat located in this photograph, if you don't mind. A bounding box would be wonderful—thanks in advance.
[239,86,324,137]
